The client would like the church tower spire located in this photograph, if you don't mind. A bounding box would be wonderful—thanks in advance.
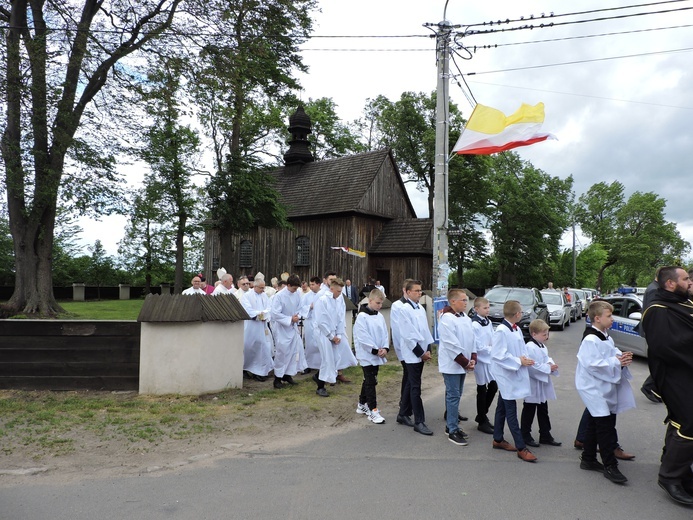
[283,106,314,167]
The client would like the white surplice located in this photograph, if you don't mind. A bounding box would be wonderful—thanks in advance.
[269,288,303,378]
[241,290,274,377]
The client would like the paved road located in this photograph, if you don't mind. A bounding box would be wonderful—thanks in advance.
[1,322,690,519]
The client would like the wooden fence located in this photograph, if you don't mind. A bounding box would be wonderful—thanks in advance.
[0,320,140,391]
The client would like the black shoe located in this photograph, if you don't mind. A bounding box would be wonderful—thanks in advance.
[396,415,415,427]
[540,438,562,446]
[444,426,469,438]
[273,378,284,389]
[243,370,253,379]
[659,480,693,505]
[448,430,469,446]
[477,422,494,434]
[603,464,628,484]
[316,387,329,397]
[414,422,433,436]
[641,386,663,403]
[303,368,312,374]
[525,438,540,448]
[252,374,267,382]
[579,456,604,472]
[282,374,297,385]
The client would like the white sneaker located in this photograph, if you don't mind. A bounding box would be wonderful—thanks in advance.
[368,408,386,424]
[356,402,370,415]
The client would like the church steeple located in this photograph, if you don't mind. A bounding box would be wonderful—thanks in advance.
[283,106,314,167]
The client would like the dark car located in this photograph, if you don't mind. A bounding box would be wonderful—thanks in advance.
[482,286,550,338]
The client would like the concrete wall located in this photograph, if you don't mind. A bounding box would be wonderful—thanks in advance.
[139,321,244,395]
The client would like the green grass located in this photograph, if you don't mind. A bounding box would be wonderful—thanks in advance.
[57,299,145,320]
[0,362,401,459]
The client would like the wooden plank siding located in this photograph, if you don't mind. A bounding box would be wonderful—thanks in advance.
[0,320,140,390]
[204,148,432,292]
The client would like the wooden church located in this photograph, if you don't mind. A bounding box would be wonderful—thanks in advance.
[203,107,432,296]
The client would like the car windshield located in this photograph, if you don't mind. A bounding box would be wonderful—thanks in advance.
[541,292,563,305]
[573,289,585,299]
[485,288,534,305]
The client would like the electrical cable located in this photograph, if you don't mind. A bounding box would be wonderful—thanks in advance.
[466,46,693,75]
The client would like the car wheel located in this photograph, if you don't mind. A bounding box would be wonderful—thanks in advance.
[570,313,576,323]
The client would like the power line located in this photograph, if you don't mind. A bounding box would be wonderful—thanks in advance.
[466,22,693,51]
[466,80,693,110]
[462,1,693,33]
[466,46,693,75]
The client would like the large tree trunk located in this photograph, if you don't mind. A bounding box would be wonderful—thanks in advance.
[1,202,64,317]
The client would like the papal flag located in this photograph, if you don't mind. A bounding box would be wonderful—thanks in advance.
[331,246,366,258]
[452,102,556,155]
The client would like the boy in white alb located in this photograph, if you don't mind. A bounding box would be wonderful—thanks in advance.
[471,296,497,434]
[576,300,635,484]
[520,319,560,447]
[490,300,538,463]
[353,289,389,424]
[396,279,435,436]
[438,288,475,446]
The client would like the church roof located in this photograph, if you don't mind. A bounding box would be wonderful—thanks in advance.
[268,148,414,219]
[368,218,433,255]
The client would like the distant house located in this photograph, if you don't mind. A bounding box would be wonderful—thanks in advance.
[204,107,432,296]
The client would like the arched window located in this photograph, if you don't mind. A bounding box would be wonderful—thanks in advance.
[295,236,310,266]
[239,240,252,267]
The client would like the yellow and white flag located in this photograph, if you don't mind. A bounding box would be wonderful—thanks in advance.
[453,102,556,155]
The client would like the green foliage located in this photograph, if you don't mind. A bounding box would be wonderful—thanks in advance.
[207,157,291,234]
[364,91,466,215]
[575,181,690,290]
[302,97,366,159]
[486,153,574,287]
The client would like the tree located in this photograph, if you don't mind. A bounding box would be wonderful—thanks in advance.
[188,0,317,172]
[138,58,201,293]
[86,240,116,300]
[575,182,690,290]
[0,1,183,317]
[364,91,467,217]
[302,98,365,160]
[486,152,574,287]
[117,189,175,293]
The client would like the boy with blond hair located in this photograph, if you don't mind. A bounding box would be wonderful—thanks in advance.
[521,319,560,447]
[471,296,497,434]
[354,289,389,424]
[438,288,475,446]
[491,300,537,462]
[576,300,636,484]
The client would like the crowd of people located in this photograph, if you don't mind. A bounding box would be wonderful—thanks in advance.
[180,265,693,507]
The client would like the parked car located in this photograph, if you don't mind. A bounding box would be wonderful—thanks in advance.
[540,290,571,331]
[565,290,582,322]
[483,286,550,338]
[570,288,589,316]
[586,293,647,357]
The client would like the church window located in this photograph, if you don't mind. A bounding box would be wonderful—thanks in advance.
[239,240,252,267]
[295,236,310,266]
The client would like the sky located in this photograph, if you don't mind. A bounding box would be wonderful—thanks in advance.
[79,0,693,258]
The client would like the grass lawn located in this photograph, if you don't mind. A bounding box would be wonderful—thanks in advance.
[57,299,145,320]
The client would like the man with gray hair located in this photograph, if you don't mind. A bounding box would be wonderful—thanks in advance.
[212,273,234,295]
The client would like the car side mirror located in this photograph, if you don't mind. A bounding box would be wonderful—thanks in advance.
[628,312,642,321]
[537,302,547,308]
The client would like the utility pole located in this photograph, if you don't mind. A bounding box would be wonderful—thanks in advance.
[429,18,458,297]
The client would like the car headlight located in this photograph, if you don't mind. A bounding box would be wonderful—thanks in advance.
[550,310,561,317]
[522,311,531,318]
